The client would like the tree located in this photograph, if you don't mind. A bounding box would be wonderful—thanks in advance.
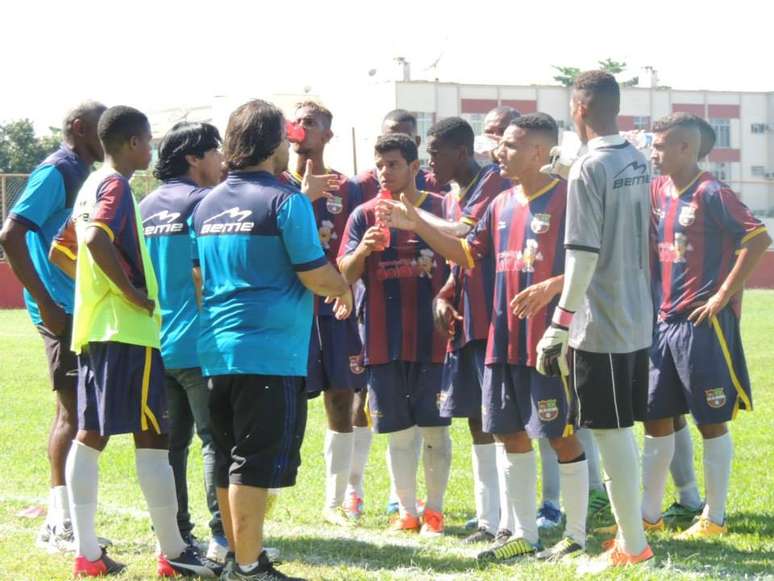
[552,65,581,87]
[551,59,641,87]
[0,119,60,173]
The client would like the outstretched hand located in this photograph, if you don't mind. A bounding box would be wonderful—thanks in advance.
[375,193,419,231]
[301,160,339,202]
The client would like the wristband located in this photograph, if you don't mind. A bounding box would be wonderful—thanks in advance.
[551,306,575,330]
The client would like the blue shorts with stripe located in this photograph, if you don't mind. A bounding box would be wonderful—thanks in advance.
[306,315,366,397]
[482,363,575,438]
[439,340,486,419]
[647,307,752,425]
[366,361,451,433]
[77,342,168,436]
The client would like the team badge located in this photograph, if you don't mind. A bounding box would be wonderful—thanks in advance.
[678,204,696,227]
[318,220,337,250]
[705,388,727,409]
[517,239,543,273]
[530,213,551,234]
[538,399,559,422]
[349,354,365,375]
[673,233,692,263]
[326,195,343,215]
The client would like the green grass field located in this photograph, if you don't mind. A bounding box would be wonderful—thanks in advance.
[1,292,773,580]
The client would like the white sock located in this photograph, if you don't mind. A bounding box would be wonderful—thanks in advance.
[577,428,604,492]
[641,433,675,523]
[559,458,588,547]
[324,430,354,509]
[135,448,187,559]
[387,426,420,505]
[538,438,560,505]
[347,426,373,499]
[471,443,500,533]
[503,450,539,545]
[65,441,101,561]
[593,428,647,555]
[495,443,515,533]
[48,485,70,529]
[421,426,451,513]
[388,428,420,516]
[671,424,702,509]
[702,432,733,525]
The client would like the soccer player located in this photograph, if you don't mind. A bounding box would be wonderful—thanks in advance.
[49,106,217,577]
[378,113,589,562]
[641,113,770,539]
[416,117,511,544]
[0,101,107,552]
[278,101,367,526]
[193,99,352,581]
[139,122,229,559]
[535,71,655,568]
[474,106,521,164]
[338,134,452,536]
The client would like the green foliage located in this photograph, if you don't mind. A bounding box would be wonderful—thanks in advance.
[0,119,60,173]
[552,59,641,88]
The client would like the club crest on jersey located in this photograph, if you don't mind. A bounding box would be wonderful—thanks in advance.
[538,399,559,422]
[530,213,551,235]
[349,354,365,375]
[678,204,697,227]
[318,220,337,250]
[705,388,727,409]
[326,195,343,215]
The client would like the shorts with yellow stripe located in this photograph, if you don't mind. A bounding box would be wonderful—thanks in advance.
[77,342,168,436]
[647,306,752,425]
[481,363,576,438]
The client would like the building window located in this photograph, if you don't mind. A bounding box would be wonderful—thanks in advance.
[633,116,650,130]
[751,165,766,177]
[414,112,434,140]
[751,123,767,134]
[710,118,731,148]
[710,162,730,181]
[461,113,486,136]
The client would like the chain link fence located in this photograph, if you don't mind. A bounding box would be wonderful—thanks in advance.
[0,174,29,260]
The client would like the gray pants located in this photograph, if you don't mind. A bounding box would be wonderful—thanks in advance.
[166,367,222,537]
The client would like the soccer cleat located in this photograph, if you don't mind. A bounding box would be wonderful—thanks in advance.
[206,534,230,563]
[536,537,584,561]
[73,549,126,577]
[181,532,208,554]
[388,513,421,533]
[594,517,664,538]
[476,537,540,562]
[420,508,444,536]
[664,501,705,528]
[587,488,611,519]
[536,500,563,529]
[600,540,654,567]
[463,527,495,544]
[492,529,512,547]
[38,520,112,554]
[158,546,221,577]
[464,516,479,530]
[220,550,305,580]
[322,506,356,528]
[676,515,727,539]
[344,492,364,521]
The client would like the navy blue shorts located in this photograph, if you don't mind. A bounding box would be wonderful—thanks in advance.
[440,340,486,419]
[366,361,451,433]
[482,364,575,438]
[648,307,752,425]
[77,342,169,436]
[306,315,366,397]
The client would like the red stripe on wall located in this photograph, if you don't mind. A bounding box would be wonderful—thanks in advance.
[708,104,740,118]
[0,262,25,309]
[500,100,537,113]
[461,99,498,114]
[708,149,741,162]
[673,103,706,116]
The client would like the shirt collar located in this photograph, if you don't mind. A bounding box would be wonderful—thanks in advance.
[587,134,626,151]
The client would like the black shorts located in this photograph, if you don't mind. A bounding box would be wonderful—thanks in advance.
[570,348,649,429]
[36,316,78,392]
[209,374,307,489]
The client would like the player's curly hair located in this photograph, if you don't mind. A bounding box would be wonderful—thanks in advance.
[511,112,559,145]
[427,117,475,154]
[374,133,418,163]
[97,106,149,155]
[573,70,620,115]
[653,113,716,160]
[295,100,333,130]
[153,122,222,181]
[224,100,284,170]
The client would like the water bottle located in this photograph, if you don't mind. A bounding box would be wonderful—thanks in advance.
[376,189,392,250]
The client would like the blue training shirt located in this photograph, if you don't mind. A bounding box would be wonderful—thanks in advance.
[140,178,209,369]
[8,145,89,325]
[192,171,327,377]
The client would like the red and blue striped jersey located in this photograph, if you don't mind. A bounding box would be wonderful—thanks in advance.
[463,179,567,366]
[279,169,362,316]
[652,172,767,320]
[441,164,511,350]
[354,167,445,202]
[338,192,450,365]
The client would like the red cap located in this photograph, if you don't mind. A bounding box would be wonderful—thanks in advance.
[286,121,305,143]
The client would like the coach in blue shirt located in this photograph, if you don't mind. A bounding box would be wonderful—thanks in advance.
[139,121,227,558]
[192,99,352,580]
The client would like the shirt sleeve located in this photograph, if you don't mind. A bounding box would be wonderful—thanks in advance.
[704,184,767,246]
[338,205,368,259]
[8,165,66,231]
[462,202,495,268]
[50,216,78,261]
[91,175,134,242]
[461,175,504,227]
[565,157,605,253]
[277,192,327,271]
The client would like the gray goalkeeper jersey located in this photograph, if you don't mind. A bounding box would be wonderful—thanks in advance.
[565,135,653,353]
